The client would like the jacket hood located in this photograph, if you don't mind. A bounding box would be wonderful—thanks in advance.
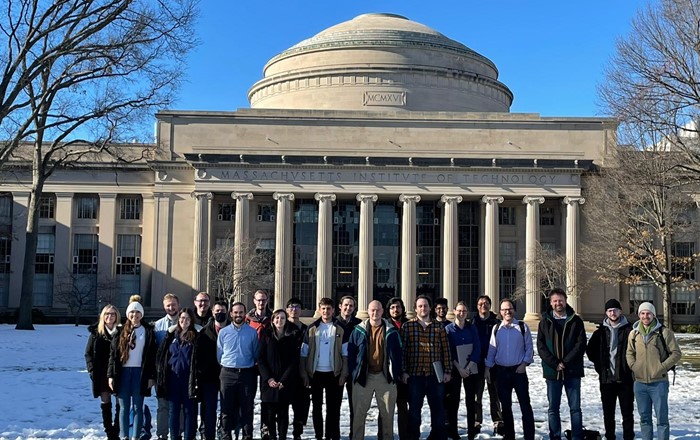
[632,317,662,334]
[602,315,630,330]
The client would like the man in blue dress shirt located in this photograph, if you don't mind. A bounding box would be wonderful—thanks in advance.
[485,298,535,440]
[217,301,259,440]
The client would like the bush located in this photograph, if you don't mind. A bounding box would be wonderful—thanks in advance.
[673,324,700,334]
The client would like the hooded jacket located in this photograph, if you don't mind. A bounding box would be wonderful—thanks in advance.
[85,323,121,398]
[586,316,633,384]
[348,318,403,387]
[537,305,587,380]
[155,325,198,400]
[108,321,157,396]
[626,319,682,384]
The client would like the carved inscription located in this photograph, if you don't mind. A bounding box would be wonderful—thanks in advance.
[363,91,406,106]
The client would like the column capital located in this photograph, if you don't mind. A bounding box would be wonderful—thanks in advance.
[562,196,585,206]
[191,191,213,201]
[314,193,337,203]
[231,192,254,201]
[522,196,545,205]
[481,195,504,205]
[273,192,295,202]
[399,194,421,204]
[440,195,463,205]
[356,194,378,203]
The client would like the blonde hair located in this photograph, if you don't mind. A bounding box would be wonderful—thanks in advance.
[97,305,120,336]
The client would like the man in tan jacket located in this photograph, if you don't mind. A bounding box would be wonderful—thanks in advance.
[626,302,682,440]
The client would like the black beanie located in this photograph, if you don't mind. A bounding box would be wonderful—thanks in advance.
[604,298,622,311]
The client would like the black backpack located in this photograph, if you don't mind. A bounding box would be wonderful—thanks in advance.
[492,320,526,344]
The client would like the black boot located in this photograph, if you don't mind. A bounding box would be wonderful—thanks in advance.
[101,402,119,440]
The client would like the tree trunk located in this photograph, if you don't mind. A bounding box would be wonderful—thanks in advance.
[15,188,42,330]
[663,280,673,329]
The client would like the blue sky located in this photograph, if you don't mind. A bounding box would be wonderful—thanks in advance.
[173,0,646,117]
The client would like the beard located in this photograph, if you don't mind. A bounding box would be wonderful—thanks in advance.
[233,316,245,325]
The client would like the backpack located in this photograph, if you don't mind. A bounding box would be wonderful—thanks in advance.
[632,324,677,385]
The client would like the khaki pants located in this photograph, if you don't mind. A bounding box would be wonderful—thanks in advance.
[352,373,397,440]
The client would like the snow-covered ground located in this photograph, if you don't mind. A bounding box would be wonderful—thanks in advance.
[1,324,699,440]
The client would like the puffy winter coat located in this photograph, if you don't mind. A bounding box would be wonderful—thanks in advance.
[108,321,157,396]
[85,323,121,398]
[156,326,198,400]
[585,317,633,384]
[257,323,301,403]
[626,319,682,384]
[537,305,587,380]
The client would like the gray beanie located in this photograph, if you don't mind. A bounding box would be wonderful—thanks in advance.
[637,301,656,316]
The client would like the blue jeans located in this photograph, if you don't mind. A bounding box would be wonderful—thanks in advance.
[118,367,144,440]
[546,377,582,440]
[407,375,445,440]
[494,366,535,440]
[634,381,669,440]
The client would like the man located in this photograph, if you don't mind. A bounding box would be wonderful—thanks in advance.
[300,297,348,440]
[586,299,635,440]
[485,298,535,440]
[471,295,503,435]
[246,289,272,337]
[626,302,682,440]
[400,295,451,440]
[537,288,587,440]
[198,300,228,440]
[379,297,410,440]
[153,293,180,440]
[286,297,310,440]
[337,295,361,439]
[348,300,403,440]
[444,301,480,440]
[194,291,212,327]
[434,298,451,328]
[217,302,259,440]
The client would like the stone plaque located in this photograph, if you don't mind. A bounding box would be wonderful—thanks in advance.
[363,91,406,106]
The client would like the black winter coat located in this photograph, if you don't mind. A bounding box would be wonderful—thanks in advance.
[471,312,499,363]
[156,327,198,400]
[196,320,222,387]
[108,321,157,396]
[537,305,587,380]
[257,324,301,404]
[586,318,634,384]
[85,324,121,398]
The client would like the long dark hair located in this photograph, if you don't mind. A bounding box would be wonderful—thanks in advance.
[118,295,142,364]
[177,308,197,344]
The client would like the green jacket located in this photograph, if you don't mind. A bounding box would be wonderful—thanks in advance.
[626,319,682,384]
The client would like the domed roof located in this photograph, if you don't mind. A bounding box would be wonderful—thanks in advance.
[248,13,513,112]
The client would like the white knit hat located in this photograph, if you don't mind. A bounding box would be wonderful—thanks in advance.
[637,301,656,317]
[126,301,144,316]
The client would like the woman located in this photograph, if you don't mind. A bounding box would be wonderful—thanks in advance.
[85,304,122,440]
[156,308,198,440]
[258,309,299,440]
[108,295,157,440]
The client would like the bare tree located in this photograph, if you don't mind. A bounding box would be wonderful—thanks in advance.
[582,144,699,328]
[0,1,198,329]
[54,267,117,326]
[207,233,275,306]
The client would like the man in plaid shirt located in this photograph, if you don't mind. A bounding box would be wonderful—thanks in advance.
[400,295,452,440]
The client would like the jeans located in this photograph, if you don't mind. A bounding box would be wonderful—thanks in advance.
[634,380,669,440]
[546,377,582,440]
[407,374,446,440]
[493,366,534,440]
[118,367,144,440]
[445,372,478,439]
[600,381,635,440]
[169,381,195,440]
[198,382,220,440]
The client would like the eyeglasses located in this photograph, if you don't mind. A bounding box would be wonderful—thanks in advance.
[287,305,301,310]
[254,298,266,302]
[500,308,514,312]
[104,312,117,317]
[195,299,210,304]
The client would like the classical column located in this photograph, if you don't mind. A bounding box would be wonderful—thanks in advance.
[441,195,462,319]
[400,194,421,318]
[98,194,117,279]
[563,196,585,312]
[273,192,294,310]
[482,196,504,304]
[191,192,213,293]
[356,194,378,319]
[315,193,336,309]
[54,193,74,293]
[151,193,171,300]
[523,196,545,320]
[140,194,155,304]
[231,192,253,302]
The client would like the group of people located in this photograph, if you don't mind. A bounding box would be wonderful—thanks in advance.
[84,288,682,440]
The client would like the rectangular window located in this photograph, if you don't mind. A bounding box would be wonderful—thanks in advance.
[75,196,98,219]
[35,234,55,274]
[540,207,555,226]
[629,281,655,314]
[0,236,11,274]
[257,203,276,222]
[498,206,516,226]
[119,196,141,220]
[499,242,517,299]
[218,203,235,222]
[672,242,695,280]
[38,196,55,219]
[73,234,98,274]
[0,195,11,221]
[116,235,141,275]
